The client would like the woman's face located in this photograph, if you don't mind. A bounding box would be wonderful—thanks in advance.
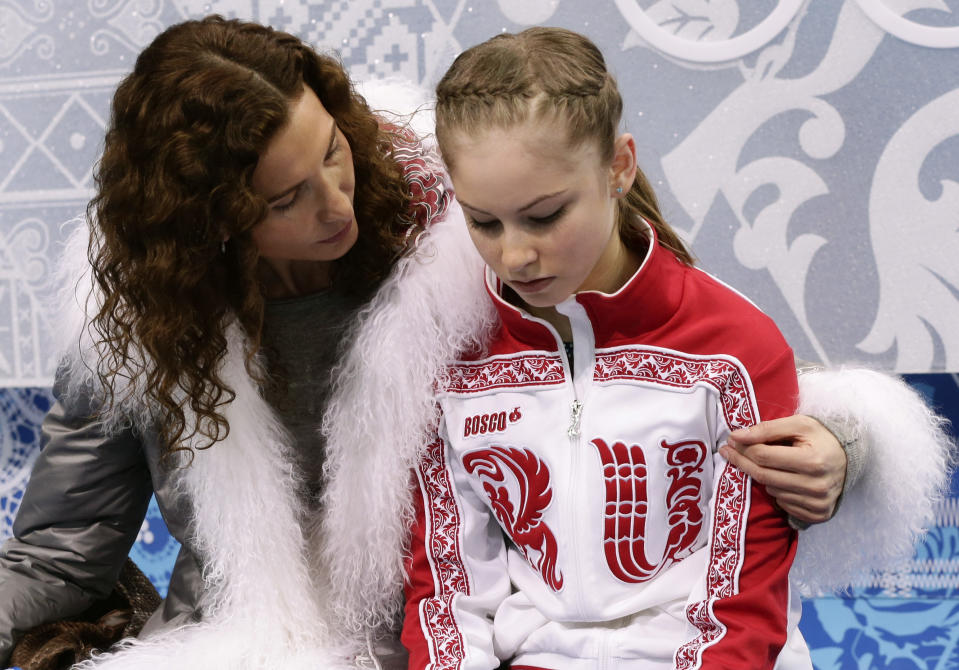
[251,85,358,270]
[446,119,636,309]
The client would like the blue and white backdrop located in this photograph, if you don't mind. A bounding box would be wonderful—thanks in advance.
[1,1,957,667]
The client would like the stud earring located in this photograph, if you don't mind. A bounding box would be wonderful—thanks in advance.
[616,186,623,194]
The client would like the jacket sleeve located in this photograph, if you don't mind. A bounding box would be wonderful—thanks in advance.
[792,367,955,593]
[0,370,154,665]
[402,419,511,670]
[678,346,800,670]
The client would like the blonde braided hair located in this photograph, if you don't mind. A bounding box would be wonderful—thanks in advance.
[435,26,693,265]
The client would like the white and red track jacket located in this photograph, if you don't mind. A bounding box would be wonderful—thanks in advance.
[403,230,807,670]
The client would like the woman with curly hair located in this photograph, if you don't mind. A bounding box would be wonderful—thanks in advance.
[0,14,449,669]
[0,15,950,670]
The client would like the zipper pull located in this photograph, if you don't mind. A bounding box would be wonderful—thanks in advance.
[567,400,583,438]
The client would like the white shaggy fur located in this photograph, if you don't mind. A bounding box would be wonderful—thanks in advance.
[73,627,350,670]
[53,219,156,437]
[316,77,493,645]
[791,367,956,594]
[319,200,493,643]
[355,76,436,141]
[54,221,349,668]
[51,217,94,370]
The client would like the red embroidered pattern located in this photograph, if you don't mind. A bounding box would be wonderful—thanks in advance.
[593,349,756,429]
[591,347,754,669]
[446,355,565,394]
[391,127,452,239]
[417,435,469,668]
[463,446,564,591]
[592,438,708,584]
[674,463,748,669]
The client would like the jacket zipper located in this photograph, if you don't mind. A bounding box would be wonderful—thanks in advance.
[556,333,587,619]
[522,305,591,618]
[567,399,583,438]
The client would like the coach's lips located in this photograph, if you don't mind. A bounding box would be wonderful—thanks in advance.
[318,218,355,244]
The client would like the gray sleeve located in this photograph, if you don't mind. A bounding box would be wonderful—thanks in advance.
[812,412,867,492]
[794,358,867,501]
[787,359,866,530]
[0,373,154,664]
[785,411,865,530]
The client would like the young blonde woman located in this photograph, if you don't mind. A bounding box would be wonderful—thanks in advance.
[320,27,954,670]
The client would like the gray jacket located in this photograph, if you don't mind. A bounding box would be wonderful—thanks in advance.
[0,372,202,664]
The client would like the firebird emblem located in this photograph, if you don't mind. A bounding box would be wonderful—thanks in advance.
[463,446,564,591]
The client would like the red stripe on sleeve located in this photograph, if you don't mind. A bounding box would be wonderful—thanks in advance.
[677,348,799,669]
[402,435,470,670]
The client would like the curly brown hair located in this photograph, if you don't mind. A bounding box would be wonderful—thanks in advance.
[89,15,410,456]
[435,27,693,265]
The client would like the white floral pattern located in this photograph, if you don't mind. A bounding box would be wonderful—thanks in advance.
[445,354,565,394]
[594,347,756,428]
[416,435,469,668]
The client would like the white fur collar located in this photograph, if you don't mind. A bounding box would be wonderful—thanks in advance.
[55,221,344,668]
[54,202,490,667]
[76,331,345,668]
[318,199,492,643]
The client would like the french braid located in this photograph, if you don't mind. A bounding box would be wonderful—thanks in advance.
[435,27,693,265]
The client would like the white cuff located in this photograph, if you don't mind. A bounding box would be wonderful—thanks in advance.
[790,367,955,594]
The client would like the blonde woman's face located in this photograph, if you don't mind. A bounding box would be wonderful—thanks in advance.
[448,120,635,309]
[251,85,357,267]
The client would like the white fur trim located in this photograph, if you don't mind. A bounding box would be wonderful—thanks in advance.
[52,217,94,368]
[356,77,436,143]
[53,223,351,667]
[53,219,157,437]
[319,200,493,643]
[791,367,956,594]
[70,332,349,668]
[52,219,120,418]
